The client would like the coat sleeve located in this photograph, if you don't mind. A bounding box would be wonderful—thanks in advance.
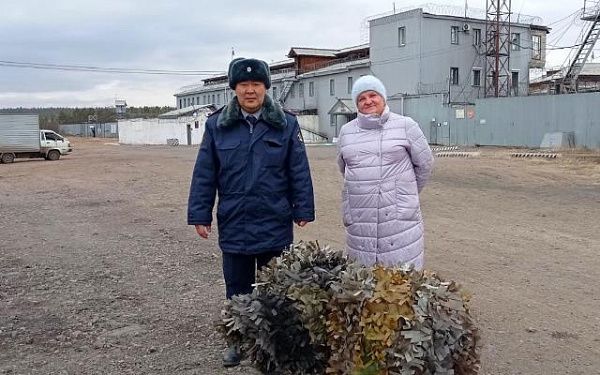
[287,118,315,222]
[406,119,434,192]
[187,121,218,225]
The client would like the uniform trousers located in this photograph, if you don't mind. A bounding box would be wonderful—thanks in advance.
[222,250,282,299]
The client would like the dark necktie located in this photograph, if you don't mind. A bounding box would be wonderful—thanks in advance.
[246,115,258,125]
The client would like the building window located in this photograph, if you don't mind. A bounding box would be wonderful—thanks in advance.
[451,26,459,44]
[347,77,353,94]
[273,86,278,100]
[309,81,315,97]
[299,82,304,98]
[511,33,521,51]
[290,84,295,98]
[330,114,336,126]
[217,94,221,105]
[196,96,200,105]
[473,28,481,46]
[212,94,215,104]
[398,26,406,46]
[472,69,481,86]
[512,71,519,95]
[329,79,335,96]
[532,35,542,60]
[450,67,459,85]
[191,97,195,105]
[179,99,183,108]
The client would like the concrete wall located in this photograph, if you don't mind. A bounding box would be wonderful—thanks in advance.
[388,94,456,144]
[473,93,600,148]
[118,115,206,145]
[297,115,319,133]
[395,92,600,149]
[297,115,329,143]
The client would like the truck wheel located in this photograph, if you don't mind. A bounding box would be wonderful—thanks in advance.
[46,150,60,161]
[1,153,15,164]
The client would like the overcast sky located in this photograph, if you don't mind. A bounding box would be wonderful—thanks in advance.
[0,0,591,108]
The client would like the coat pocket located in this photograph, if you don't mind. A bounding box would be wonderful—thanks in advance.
[341,188,353,227]
[395,178,420,221]
[215,139,241,169]
[262,137,285,166]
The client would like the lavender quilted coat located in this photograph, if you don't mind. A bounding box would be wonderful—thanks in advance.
[337,106,434,269]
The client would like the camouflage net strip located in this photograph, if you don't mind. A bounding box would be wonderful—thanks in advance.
[218,241,480,374]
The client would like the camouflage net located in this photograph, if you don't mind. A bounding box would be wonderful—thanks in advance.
[217,241,480,374]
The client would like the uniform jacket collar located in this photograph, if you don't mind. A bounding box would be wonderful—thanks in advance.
[217,95,287,129]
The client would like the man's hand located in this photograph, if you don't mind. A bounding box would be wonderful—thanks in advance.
[295,220,308,227]
[195,224,211,239]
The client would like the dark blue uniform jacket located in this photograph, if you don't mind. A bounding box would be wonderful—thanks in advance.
[187,95,315,254]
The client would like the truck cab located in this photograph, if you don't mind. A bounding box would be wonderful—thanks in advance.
[40,130,73,159]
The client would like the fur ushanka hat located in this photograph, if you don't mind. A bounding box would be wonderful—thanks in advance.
[228,58,271,89]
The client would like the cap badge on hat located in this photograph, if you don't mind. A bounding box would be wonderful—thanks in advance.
[247,67,252,72]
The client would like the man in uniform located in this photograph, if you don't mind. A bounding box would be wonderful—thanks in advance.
[188,57,315,367]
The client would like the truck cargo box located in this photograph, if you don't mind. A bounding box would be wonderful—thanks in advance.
[0,114,40,153]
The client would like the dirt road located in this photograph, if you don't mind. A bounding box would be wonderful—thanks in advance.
[1,138,599,374]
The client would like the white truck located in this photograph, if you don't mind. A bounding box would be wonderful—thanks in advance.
[0,114,72,164]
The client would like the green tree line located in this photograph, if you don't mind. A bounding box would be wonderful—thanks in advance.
[0,106,175,129]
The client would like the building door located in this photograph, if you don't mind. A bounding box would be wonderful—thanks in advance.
[429,122,439,145]
[186,124,192,146]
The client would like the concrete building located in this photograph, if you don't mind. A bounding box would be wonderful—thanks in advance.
[174,6,549,141]
[369,8,548,104]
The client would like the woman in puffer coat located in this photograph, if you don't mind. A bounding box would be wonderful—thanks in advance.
[337,75,434,270]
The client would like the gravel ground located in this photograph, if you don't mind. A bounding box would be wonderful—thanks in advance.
[1,138,599,374]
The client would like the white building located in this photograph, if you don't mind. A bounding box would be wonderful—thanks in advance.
[118,104,214,145]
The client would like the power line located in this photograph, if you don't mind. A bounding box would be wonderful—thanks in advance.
[547,8,583,26]
[0,60,224,76]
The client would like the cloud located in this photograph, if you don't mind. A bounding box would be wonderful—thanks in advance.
[0,0,589,107]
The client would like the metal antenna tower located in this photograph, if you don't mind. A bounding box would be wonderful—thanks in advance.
[485,0,512,97]
[560,0,600,93]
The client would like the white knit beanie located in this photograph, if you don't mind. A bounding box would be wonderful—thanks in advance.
[351,75,387,105]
